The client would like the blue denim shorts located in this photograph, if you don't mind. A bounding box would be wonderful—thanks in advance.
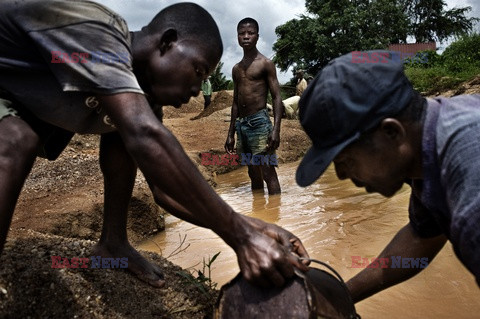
[235,108,273,155]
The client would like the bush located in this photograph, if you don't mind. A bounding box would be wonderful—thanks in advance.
[405,66,447,93]
[405,64,479,94]
[442,33,480,72]
[404,33,480,93]
[403,50,441,68]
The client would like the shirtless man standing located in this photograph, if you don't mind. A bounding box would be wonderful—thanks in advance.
[225,17,283,195]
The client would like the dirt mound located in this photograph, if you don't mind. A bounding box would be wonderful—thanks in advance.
[26,192,164,244]
[190,90,233,120]
[14,134,165,245]
[0,229,218,319]
[163,95,204,119]
[430,75,480,97]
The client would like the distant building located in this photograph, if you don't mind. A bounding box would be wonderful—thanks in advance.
[388,42,436,55]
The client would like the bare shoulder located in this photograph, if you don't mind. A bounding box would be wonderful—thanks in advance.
[256,53,275,70]
[257,52,272,64]
[232,63,241,80]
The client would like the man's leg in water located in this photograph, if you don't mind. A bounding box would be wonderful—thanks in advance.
[92,132,165,287]
[261,165,281,195]
[0,117,40,254]
[247,165,264,191]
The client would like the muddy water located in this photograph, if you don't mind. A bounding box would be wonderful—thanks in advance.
[139,161,480,318]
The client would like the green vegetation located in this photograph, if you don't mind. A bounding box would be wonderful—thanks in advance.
[176,252,221,296]
[404,33,480,94]
[210,62,231,91]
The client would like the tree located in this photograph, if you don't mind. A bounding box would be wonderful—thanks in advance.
[273,0,408,75]
[209,62,231,91]
[273,0,477,76]
[399,0,478,42]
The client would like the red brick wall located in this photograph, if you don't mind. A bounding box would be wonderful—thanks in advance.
[388,43,436,54]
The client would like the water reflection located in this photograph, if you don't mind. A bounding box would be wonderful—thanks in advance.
[139,162,480,318]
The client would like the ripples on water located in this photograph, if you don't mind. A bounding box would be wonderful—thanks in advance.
[139,162,480,318]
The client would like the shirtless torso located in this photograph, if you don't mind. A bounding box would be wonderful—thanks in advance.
[233,53,271,117]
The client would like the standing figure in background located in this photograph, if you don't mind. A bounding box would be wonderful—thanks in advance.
[295,69,307,96]
[225,17,283,195]
[202,77,212,109]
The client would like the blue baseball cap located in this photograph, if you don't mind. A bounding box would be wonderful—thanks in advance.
[296,50,414,187]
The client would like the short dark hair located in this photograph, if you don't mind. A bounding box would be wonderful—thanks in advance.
[237,17,259,33]
[395,90,426,123]
[356,90,426,147]
[147,3,223,60]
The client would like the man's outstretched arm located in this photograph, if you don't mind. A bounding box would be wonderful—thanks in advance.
[346,223,447,303]
[99,92,309,286]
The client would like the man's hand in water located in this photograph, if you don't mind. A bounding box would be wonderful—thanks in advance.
[233,215,310,287]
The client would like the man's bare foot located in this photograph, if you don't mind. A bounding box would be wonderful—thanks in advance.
[92,242,166,288]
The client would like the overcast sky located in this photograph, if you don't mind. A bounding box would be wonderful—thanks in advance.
[100,0,479,84]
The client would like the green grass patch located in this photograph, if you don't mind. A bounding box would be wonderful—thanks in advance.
[405,65,480,94]
[404,34,480,94]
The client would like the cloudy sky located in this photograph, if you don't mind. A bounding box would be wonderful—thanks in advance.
[100,0,479,84]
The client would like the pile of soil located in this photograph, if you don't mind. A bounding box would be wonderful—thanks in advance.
[431,75,480,97]
[14,135,165,244]
[0,229,218,319]
[163,95,204,119]
[190,90,233,120]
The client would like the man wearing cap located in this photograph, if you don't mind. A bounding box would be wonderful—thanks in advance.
[296,50,480,302]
